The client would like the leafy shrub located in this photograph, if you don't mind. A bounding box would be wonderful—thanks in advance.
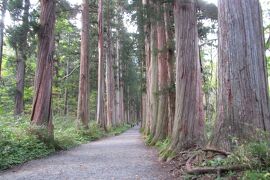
[0,117,54,170]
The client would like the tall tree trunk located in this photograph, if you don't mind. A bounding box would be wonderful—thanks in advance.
[210,0,270,151]
[115,34,121,125]
[31,0,56,136]
[137,0,145,125]
[77,0,90,129]
[119,55,124,124]
[151,4,169,144]
[106,0,115,128]
[149,0,158,136]
[115,0,122,125]
[164,2,175,137]
[15,0,30,116]
[142,0,151,134]
[0,0,7,78]
[97,0,106,129]
[169,0,205,152]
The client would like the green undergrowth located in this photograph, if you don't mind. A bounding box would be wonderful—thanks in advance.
[155,138,176,160]
[198,135,270,179]
[0,115,131,170]
[145,133,154,145]
[144,133,176,160]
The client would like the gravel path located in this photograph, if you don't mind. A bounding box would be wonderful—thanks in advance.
[0,126,173,180]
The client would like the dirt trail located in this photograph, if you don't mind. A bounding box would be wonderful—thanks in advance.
[0,127,173,180]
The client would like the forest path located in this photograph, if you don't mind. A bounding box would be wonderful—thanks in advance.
[0,126,173,180]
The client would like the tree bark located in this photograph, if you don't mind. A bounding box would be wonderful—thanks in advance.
[169,0,205,152]
[106,0,115,129]
[15,0,30,116]
[31,0,56,136]
[149,0,158,136]
[142,0,152,134]
[77,0,90,129]
[96,0,106,129]
[151,4,169,144]
[115,0,123,125]
[210,0,270,151]
[164,2,175,137]
[0,0,7,78]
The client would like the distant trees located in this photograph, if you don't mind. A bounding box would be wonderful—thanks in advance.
[210,0,270,151]
[0,0,141,136]
[31,0,56,135]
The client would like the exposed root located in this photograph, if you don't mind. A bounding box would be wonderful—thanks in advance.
[202,148,231,156]
[167,148,249,178]
[185,152,249,175]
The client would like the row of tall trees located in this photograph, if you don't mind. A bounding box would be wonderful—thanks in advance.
[141,0,270,154]
[0,0,141,138]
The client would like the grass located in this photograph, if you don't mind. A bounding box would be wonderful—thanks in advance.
[0,115,131,170]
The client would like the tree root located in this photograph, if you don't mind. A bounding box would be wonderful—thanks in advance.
[202,148,231,156]
[185,152,250,175]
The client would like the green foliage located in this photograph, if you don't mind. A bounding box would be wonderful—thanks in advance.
[0,117,54,170]
[201,156,226,167]
[225,140,270,168]
[145,133,154,145]
[0,116,131,170]
[243,171,270,180]
[160,149,176,160]
[155,138,170,153]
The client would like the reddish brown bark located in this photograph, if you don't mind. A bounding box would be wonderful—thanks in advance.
[169,0,205,152]
[151,4,169,144]
[31,0,56,135]
[210,0,270,151]
[77,0,90,129]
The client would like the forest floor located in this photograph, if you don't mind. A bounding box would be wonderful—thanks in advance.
[0,126,174,180]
